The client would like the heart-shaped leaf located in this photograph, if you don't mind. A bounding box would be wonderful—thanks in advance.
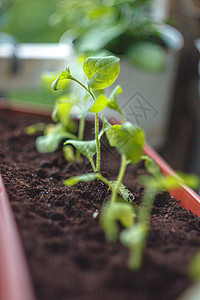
[83,56,120,90]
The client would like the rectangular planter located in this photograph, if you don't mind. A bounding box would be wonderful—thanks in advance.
[0,101,200,300]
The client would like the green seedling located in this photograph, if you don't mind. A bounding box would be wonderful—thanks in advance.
[64,114,145,243]
[119,156,199,270]
[30,56,199,274]
[52,56,125,171]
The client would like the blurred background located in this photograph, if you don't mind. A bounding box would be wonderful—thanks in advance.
[0,0,200,175]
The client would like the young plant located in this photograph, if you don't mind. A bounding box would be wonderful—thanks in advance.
[52,56,122,171]
[120,157,199,270]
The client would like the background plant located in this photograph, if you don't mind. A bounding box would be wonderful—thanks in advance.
[53,0,166,71]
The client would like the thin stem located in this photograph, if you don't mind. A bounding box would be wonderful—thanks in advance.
[99,176,110,187]
[119,109,126,124]
[95,112,100,172]
[111,155,127,204]
[76,116,85,160]
[71,77,95,101]
[69,76,100,171]
[89,158,96,172]
[88,86,101,171]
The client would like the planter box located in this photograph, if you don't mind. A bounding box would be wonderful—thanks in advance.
[0,101,200,300]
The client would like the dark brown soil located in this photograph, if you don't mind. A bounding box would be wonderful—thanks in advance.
[0,109,200,300]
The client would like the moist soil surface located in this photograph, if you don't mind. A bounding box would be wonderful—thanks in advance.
[0,109,200,300]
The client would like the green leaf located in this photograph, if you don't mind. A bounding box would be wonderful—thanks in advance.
[51,96,75,127]
[126,42,166,72]
[140,171,199,193]
[100,202,135,242]
[83,56,120,90]
[36,124,77,153]
[177,172,199,190]
[64,173,101,186]
[107,85,122,110]
[76,24,126,52]
[41,71,70,92]
[142,155,162,177]
[120,224,147,270]
[79,94,109,118]
[52,67,71,91]
[106,122,145,164]
[109,181,134,203]
[90,94,108,113]
[64,139,96,171]
[99,114,112,139]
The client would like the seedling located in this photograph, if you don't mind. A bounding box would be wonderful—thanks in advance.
[120,157,199,270]
[31,56,199,273]
[52,56,125,171]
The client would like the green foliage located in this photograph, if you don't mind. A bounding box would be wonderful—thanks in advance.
[83,56,120,90]
[75,23,126,53]
[126,42,166,72]
[29,55,199,275]
[52,0,166,71]
[36,124,77,153]
[106,122,145,164]
[99,114,112,139]
[38,125,76,154]
[79,86,124,121]
[52,67,72,91]
[64,140,96,171]
[51,95,78,129]
[41,72,71,93]
[120,224,147,270]
[142,155,162,177]
[109,182,134,204]
[64,173,101,186]
[100,202,135,242]
[0,0,66,42]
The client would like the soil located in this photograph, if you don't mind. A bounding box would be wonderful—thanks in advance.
[0,108,200,300]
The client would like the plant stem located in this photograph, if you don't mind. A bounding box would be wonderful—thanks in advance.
[118,108,126,124]
[95,112,100,172]
[89,158,96,172]
[69,77,100,171]
[71,77,95,101]
[76,116,85,160]
[111,154,127,204]
[87,86,101,172]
